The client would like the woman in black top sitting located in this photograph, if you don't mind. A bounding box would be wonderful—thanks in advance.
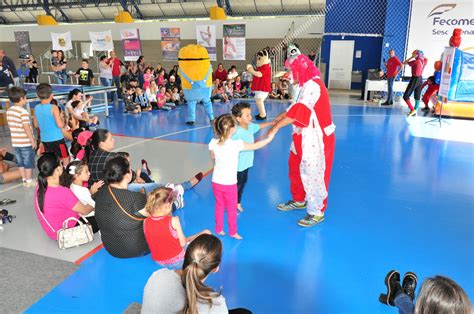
[94,155,149,258]
[87,129,116,185]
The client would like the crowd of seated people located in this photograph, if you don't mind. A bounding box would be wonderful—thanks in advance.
[4,50,471,314]
[210,63,254,103]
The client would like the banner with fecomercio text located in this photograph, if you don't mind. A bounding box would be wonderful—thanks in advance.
[89,30,114,51]
[120,28,142,61]
[196,25,216,61]
[406,0,474,75]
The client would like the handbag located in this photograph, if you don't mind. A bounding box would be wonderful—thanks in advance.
[57,217,94,250]
[36,197,94,249]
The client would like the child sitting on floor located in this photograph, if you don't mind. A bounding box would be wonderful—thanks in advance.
[60,160,104,217]
[124,85,141,114]
[71,100,99,129]
[134,86,152,112]
[144,187,211,268]
[269,82,281,99]
[157,86,175,111]
[171,87,181,106]
[225,80,234,100]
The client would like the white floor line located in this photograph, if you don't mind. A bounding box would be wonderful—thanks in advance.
[0,183,23,193]
[0,125,212,194]
[114,125,212,151]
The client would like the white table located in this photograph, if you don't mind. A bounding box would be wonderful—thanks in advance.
[364,80,409,101]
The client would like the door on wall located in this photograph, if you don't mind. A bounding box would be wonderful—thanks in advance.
[328,40,355,90]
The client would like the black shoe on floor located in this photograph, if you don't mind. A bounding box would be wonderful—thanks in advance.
[255,114,267,121]
[421,107,431,112]
[186,121,195,126]
[402,272,418,302]
[379,270,403,306]
[381,101,391,106]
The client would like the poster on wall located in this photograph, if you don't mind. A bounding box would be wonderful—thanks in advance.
[438,47,456,98]
[223,24,246,60]
[14,31,32,59]
[160,28,180,61]
[89,30,114,51]
[51,32,73,51]
[406,0,474,75]
[196,25,216,61]
[120,29,142,61]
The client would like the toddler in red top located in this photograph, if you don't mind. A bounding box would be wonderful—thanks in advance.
[144,187,211,268]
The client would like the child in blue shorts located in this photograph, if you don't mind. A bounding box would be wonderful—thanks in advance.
[6,87,37,187]
[231,102,274,212]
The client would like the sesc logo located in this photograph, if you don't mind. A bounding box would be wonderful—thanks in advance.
[427,4,457,18]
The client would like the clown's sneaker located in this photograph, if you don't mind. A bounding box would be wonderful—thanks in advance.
[297,214,325,227]
[277,200,306,211]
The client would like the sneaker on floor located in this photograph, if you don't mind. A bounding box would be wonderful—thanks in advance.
[297,214,324,227]
[173,184,185,209]
[277,200,306,211]
[421,107,430,112]
[141,159,151,175]
[23,180,36,188]
[407,110,417,117]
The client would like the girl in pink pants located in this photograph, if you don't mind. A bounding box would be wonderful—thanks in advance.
[209,113,274,240]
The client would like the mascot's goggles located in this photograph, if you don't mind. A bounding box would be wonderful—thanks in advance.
[178,57,210,61]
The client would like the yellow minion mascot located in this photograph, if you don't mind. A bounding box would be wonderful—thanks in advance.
[178,44,214,125]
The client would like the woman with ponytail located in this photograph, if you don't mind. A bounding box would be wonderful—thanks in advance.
[34,153,96,241]
[142,234,251,313]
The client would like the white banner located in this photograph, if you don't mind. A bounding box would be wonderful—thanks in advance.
[51,32,72,51]
[438,47,456,98]
[406,0,474,75]
[89,30,114,51]
[223,24,246,61]
[196,25,216,61]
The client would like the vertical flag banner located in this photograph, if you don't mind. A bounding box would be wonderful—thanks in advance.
[14,31,32,59]
[89,30,114,51]
[51,32,73,51]
[223,24,246,61]
[438,47,456,98]
[160,28,181,61]
[120,28,142,61]
[196,25,216,61]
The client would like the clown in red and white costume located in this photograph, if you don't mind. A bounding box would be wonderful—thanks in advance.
[269,54,335,227]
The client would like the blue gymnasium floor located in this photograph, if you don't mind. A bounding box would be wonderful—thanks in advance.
[27,99,474,313]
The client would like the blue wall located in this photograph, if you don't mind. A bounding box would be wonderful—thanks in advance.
[325,0,388,35]
[380,0,412,69]
[322,0,411,89]
[321,36,384,89]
